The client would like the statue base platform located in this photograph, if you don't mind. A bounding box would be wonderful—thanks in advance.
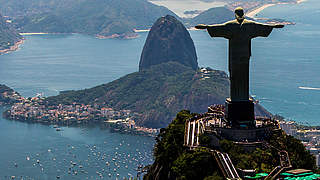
[225,98,255,128]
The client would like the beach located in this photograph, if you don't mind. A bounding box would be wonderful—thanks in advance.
[96,33,139,39]
[297,0,308,3]
[246,0,307,18]
[19,32,49,35]
[246,4,276,18]
[149,0,226,18]
[134,29,150,33]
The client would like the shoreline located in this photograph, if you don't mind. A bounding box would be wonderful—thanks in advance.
[246,0,307,18]
[297,0,308,3]
[134,28,199,32]
[0,39,25,55]
[133,29,150,33]
[96,33,139,39]
[246,4,276,18]
[20,32,140,40]
[19,32,49,35]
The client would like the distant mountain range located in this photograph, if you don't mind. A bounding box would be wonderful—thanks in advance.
[184,7,234,27]
[0,0,237,38]
[0,0,177,38]
[0,14,22,52]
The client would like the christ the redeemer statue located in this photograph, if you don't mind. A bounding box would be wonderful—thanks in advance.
[196,7,284,127]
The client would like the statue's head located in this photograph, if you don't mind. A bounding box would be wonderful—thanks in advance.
[235,7,245,22]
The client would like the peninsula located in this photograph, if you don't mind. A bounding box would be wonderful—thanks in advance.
[1,15,270,131]
[0,84,21,105]
[0,14,23,54]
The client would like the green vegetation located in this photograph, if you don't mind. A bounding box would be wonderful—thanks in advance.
[218,137,316,173]
[144,110,224,180]
[0,84,19,105]
[0,0,177,37]
[144,110,318,180]
[184,7,234,27]
[0,1,238,38]
[208,132,316,173]
[0,14,22,50]
[46,62,229,128]
[0,84,14,94]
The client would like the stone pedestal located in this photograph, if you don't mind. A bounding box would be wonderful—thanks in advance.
[225,98,255,128]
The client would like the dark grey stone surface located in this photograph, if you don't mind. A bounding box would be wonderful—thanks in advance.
[139,15,198,71]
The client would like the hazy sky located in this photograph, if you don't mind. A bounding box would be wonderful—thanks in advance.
[149,0,226,17]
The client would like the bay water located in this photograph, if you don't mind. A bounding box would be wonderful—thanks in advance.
[0,0,319,178]
[193,0,320,125]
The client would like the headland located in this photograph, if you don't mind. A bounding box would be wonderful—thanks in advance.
[0,39,24,55]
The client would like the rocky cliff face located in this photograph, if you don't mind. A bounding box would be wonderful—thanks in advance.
[139,15,198,71]
[0,14,22,51]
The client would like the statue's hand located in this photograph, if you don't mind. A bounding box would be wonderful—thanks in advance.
[274,24,284,28]
[195,24,208,29]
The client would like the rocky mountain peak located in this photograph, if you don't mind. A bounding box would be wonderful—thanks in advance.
[139,15,198,71]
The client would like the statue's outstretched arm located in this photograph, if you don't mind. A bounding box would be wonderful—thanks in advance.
[195,24,227,29]
[252,22,284,38]
[195,23,231,38]
[273,24,284,28]
[195,24,208,29]
[256,22,285,29]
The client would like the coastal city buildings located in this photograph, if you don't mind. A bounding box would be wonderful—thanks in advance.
[1,86,320,165]
[279,120,320,167]
[279,120,297,136]
[0,88,159,136]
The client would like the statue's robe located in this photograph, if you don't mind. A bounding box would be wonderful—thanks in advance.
[206,19,274,102]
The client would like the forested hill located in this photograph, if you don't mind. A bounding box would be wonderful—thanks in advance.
[144,110,317,179]
[0,14,22,51]
[0,0,177,38]
[185,7,234,27]
[46,62,230,128]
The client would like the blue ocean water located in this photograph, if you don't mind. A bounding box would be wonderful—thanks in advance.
[0,34,154,179]
[250,0,320,125]
[0,111,154,179]
[0,34,145,97]
[0,0,319,178]
[192,0,320,125]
